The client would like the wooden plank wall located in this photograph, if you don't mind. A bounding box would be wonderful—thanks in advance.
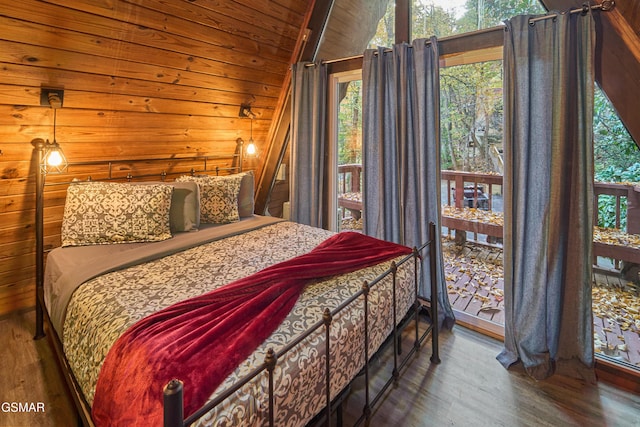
[0,0,309,316]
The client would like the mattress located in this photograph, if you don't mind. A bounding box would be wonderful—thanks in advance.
[45,217,416,426]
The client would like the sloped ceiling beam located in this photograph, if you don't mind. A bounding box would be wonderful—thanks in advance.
[541,0,640,148]
[255,0,391,215]
[254,0,334,215]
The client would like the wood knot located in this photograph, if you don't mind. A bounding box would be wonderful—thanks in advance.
[1,168,19,179]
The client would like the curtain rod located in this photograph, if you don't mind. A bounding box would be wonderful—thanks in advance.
[529,0,614,24]
[305,1,614,67]
[305,26,502,67]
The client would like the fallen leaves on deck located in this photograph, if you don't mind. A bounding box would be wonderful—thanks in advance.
[340,217,362,231]
[442,206,640,250]
[442,205,504,225]
[339,192,362,203]
[443,237,504,313]
[593,280,640,335]
[593,227,640,247]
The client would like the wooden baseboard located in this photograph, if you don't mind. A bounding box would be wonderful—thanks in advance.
[453,309,505,341]
[595,357,640,394]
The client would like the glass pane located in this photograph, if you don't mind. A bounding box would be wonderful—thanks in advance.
[369,0,395,47]
[440,60,503,174]
[440,60,506,333]
[336,80,363,232]
[412,0,546,39]
[592,85,640,370]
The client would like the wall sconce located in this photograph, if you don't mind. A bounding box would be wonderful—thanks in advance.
[239,104,257,157]
[40,88,68,173]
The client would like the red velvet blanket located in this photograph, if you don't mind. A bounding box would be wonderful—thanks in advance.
[92,231,411,426]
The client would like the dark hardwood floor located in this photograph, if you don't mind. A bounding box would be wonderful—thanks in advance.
[1,310,639,426]
[0,310,76,427]
[344,321,640,426]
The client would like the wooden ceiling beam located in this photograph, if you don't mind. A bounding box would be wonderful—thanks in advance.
[254,0,336,215]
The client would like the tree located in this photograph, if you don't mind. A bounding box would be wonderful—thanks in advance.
[337,81,363,165]
[369,0,395,48]
[458,0,545,32]
[412,2,459,39]
[594,86,639,174]
[440,60,502,171]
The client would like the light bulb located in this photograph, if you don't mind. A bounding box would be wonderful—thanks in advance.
[246,142,256,156]
[47,150,63,167]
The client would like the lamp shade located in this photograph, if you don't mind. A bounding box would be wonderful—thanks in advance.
[43,140,68,173]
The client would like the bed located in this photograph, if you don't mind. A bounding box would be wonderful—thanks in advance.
[33,145,439,426]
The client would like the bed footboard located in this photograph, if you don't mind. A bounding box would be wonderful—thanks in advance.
[164,222,441,427]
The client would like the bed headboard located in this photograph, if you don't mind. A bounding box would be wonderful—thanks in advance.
[33,138,249,338]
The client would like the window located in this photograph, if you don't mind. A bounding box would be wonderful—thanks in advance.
[440,60,503,173]
[325,0,640,369]
[369,0,395,47]
[328,71,363,232]
[412,0,545,40]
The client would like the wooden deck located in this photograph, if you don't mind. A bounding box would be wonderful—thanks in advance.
[443,239,505,326]
[442,238,640,369]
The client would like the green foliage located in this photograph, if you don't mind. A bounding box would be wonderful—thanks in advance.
[597,164,640,184]
[458,0,545,32]
[440,60,503,172]
[592,86,640,230]
[412,2,458,39]
[597,194,627,230]
[594,87,639,174]
[337,81,363,165]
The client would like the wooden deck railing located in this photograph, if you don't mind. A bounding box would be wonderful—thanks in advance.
[443,170,640,267]
[440,170,504,243]
[338,164,363,220]
[593,182,640,266]
[441,170,503,211]
[336,165,640,268]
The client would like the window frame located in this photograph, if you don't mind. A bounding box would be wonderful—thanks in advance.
[327,69,363,232]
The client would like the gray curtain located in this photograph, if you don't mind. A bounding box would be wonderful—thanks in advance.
[362,39,455,329]
[497,11,595,380]
[290,61,328,228]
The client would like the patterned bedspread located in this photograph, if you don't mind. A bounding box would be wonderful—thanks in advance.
[60,221,416,426]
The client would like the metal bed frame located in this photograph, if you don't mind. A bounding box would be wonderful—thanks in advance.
[31,141,440,427]
[163,228,440,427]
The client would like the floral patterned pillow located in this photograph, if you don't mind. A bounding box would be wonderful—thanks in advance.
[176,174,242,224]
[61,182,173,247]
